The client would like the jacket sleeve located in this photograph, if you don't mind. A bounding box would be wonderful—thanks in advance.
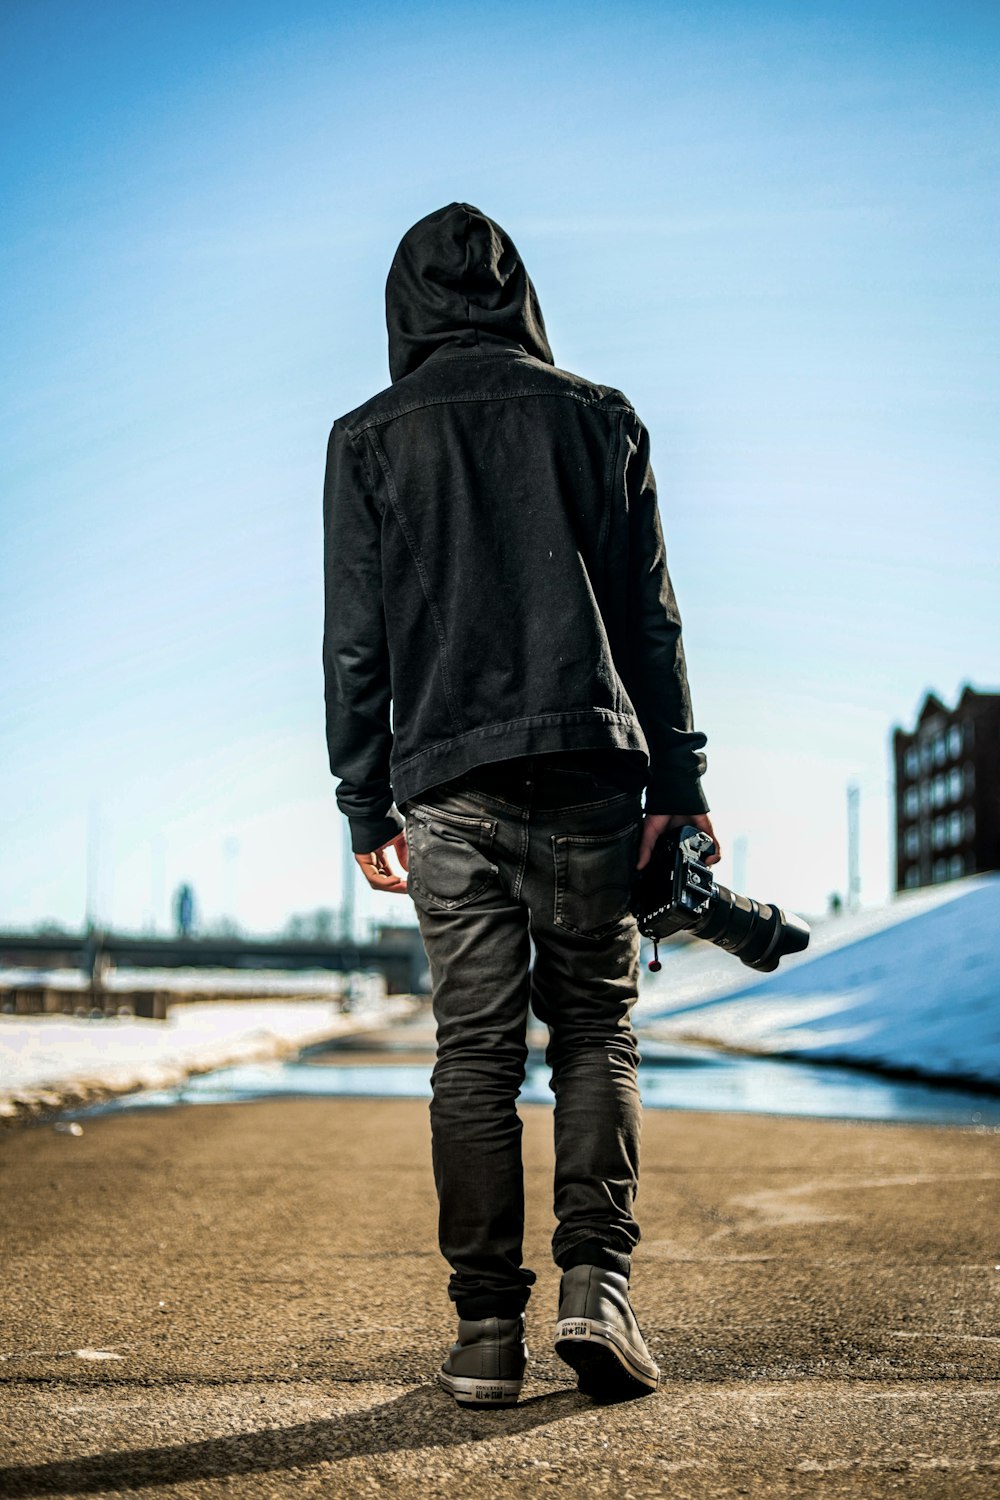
[620,409,710,814]
[323,419,406,854]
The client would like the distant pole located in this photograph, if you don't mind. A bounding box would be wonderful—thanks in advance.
[103,813,115,933]
[341,820,356,944]
[732,835,748,894]
[224,836,241,929]
[847,781,861,912]
[85,798,101,930]
[151,833,166,935]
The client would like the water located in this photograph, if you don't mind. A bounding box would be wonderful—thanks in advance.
[65,1038,1000,1127]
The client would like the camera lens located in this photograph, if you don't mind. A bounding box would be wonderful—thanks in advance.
[691,886,811,972]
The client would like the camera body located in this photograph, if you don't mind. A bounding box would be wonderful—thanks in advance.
[630,824,811,973]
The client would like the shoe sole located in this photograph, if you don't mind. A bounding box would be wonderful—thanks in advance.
[436,1369,523,1408]
[554,1317,659,1397]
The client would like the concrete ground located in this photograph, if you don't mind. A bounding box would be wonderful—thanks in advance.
[1,1096,998,1498]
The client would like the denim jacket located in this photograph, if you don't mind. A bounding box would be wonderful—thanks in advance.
[323,203,709,854]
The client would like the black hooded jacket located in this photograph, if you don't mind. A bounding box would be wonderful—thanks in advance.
[323,202,709,854]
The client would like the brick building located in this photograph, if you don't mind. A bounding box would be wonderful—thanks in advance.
[892,685,1000,892]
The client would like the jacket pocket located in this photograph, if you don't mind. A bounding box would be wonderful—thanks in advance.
[405,805,500,910]
[552,818,642,938]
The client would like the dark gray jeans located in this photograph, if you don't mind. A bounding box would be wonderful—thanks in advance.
[400,753,645,1321]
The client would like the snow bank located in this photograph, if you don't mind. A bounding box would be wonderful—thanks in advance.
[0,965,382,999]
[639,874,1000,1087]
[0,995,417,1125]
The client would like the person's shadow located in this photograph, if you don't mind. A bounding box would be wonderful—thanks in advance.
[0,1382,590,1496]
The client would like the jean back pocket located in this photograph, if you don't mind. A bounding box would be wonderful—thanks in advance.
[551,817,642,938]
[405,803,500,910]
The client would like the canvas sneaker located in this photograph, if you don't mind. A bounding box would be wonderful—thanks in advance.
[437,1313,527,1407]
[553,1264,659,1397]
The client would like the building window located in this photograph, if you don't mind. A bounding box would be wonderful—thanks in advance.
[894,696,997,898]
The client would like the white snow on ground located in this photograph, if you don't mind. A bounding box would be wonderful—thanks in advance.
[0,995,417,1122]
[638,873,1000,1086]
[0,965,370,998]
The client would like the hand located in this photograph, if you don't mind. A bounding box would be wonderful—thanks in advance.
[636,812,721,872]
[354,829,410,894]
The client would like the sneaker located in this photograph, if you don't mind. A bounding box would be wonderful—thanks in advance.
[436,1313,528,1407]
[553,1264,659,1397]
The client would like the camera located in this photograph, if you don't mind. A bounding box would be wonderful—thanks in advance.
[630,823,811,973]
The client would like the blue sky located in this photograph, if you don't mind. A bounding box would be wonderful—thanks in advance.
[2,0,998,934]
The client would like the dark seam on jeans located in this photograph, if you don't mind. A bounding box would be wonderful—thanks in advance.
[511,802,530,902]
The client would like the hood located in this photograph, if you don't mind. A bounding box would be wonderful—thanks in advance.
[385,201,554,383]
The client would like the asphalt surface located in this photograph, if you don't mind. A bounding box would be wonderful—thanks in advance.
[1,1095,998,1497]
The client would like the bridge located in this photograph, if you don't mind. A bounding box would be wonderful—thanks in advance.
[0,925,429,999]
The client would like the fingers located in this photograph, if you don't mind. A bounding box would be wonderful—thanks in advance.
[685,813,721,867]
[636,824,657,870]
[705,821,722,867]
[354,846,409,894]
[634,812,723,871]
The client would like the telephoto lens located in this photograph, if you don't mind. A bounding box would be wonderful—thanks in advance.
[630,825,811,973]
[688,884,811,972]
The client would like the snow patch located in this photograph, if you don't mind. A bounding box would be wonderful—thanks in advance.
[640,874,1000,1087]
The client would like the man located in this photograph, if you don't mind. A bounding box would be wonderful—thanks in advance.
[323,202,719,1406]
